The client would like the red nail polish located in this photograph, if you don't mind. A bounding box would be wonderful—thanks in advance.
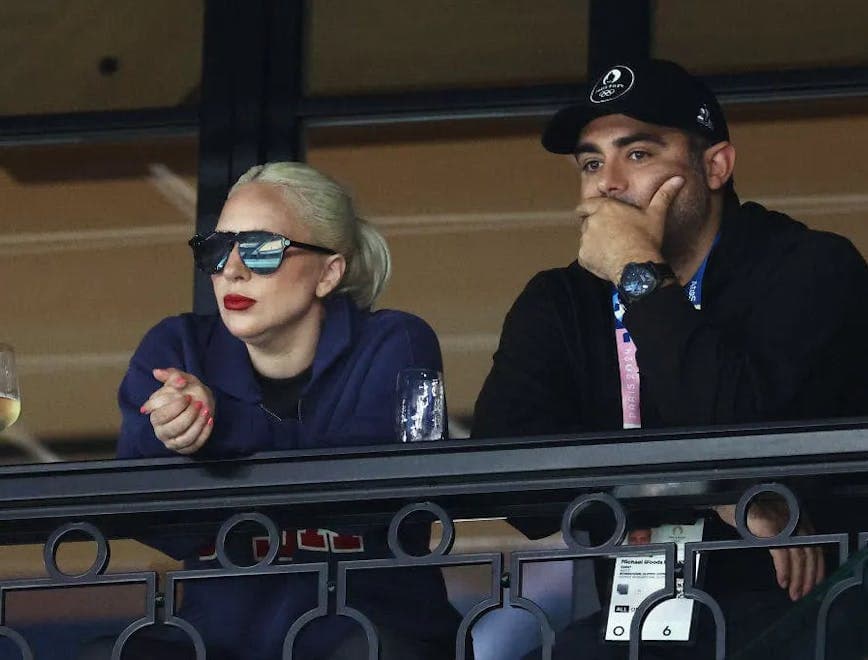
[201,408,209,418]
[139,406,148,414]
[206,416,214,426]
[185,394,193,404]
[194,400,203,411]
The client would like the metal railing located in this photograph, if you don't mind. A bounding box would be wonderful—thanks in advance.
[0,418,866,659]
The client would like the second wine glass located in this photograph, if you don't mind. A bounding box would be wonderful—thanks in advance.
[395,368,446,442]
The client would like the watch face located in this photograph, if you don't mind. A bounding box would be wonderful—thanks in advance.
[622,264,656,298]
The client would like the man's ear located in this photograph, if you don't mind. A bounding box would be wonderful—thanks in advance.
[316,254,346,298]
[704,141,736,191]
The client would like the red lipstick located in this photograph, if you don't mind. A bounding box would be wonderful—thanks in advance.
[223,294,256,311]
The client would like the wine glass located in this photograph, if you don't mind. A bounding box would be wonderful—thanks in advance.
[0,344,21,432]
[395,368,446,442]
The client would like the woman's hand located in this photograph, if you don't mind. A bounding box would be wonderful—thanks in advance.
[140,368,215,455]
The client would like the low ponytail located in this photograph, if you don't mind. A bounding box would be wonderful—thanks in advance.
[340,218,391,309]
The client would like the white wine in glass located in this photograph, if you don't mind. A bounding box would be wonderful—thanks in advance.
[0,344,21,432]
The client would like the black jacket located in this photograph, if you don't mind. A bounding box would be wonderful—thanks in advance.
[472,196,868,596]
[474,195,868,438]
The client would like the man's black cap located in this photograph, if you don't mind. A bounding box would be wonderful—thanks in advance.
[542,59,729,154]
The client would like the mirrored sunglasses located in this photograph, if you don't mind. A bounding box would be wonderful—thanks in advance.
[188,230,336,275]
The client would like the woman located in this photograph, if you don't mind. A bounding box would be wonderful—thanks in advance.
[115,163,462,659]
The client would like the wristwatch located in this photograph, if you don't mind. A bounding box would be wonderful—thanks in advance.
[617,262,676,304]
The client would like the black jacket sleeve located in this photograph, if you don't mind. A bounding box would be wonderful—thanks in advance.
[472,272,584,439]
[625,233,868,426]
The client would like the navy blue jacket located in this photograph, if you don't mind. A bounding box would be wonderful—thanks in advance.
[118,295,460,658]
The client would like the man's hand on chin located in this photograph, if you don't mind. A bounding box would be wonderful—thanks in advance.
[575,175,684,284]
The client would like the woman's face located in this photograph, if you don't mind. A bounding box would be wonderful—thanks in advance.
[211,182,343,348]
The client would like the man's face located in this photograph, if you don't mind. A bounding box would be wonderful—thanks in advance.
[573,114,712,262]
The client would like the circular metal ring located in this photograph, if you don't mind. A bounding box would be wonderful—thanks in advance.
[561,492,627,551]
[735,483,799,542]
[387,502,454,560]
[0,626,33,658]
[44,522,110,580]
[215,512,280,570]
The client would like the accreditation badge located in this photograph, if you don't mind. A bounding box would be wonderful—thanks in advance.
[605,519,704,642]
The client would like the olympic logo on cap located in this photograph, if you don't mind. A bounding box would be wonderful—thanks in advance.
[602,69,622,84]
[590,65,635,104]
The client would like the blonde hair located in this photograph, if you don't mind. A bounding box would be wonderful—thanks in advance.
[229,162,391,309]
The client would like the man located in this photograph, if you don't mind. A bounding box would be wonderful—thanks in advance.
[472,59,868,657]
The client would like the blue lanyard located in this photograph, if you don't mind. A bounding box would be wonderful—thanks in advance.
[684,233,718,310]
[612,236,718,430]
[613,235,718,318]
[685,258,707,309]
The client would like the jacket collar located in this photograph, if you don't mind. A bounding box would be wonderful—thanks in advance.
[699,190,741,284]
[310,293,357,385]
[716,190,744,251]
[206,294,359,403]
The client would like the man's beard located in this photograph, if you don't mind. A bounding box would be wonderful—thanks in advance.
[661,172,712,269]
[601,162,713,269]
